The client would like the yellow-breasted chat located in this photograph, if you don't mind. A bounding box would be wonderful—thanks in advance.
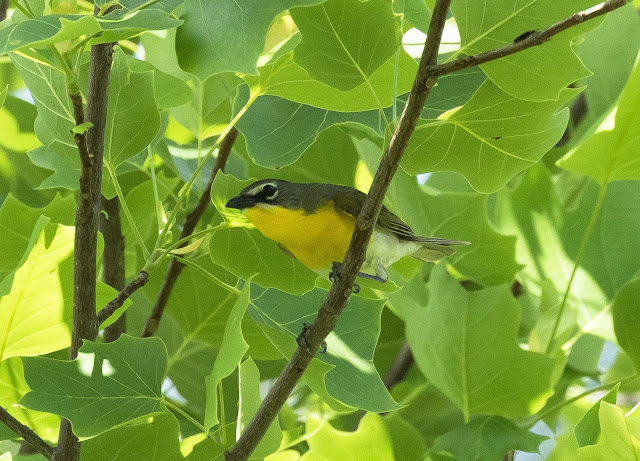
[226,179,470,285]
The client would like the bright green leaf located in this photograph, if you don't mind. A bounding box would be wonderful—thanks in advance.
[407,265,557,419]
[402,80,578,193]
[577,402,640,460]
[204,281,251,432]
[80,414,182,461]
[450,0,598,100]
[0,85,6,107]
[238,358,282,459]
[175,0,325,79]
[291,0,400,91]
[613,278,640,372]
[71,122,93,135]
[301,413,394,461]
[557,58,640,184]
[20,335,167,438]
[575,383,620,447]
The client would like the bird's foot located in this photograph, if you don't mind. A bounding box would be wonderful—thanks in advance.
[296,322,327,356]
[330,262,361,293]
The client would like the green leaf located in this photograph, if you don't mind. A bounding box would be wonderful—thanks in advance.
[0,85,6,108]
[238,358,282,459]
[613,278,640,372]
[576,402,640,460]
[71,121,92,135]
[291,0,400,91]
[301,413,394,461]
[104,47,161,167]
[0,193,75,275]
[20,335,167,438]
[80,414,182,461]
[127,57,194,109]
[394,0,432,33]
[204,281,251,432]
[250,287,400,412]
[557,59,640,184]
[450,0,598,101]
[401,80,578,193]
[407,265,557,419]
[430,416,546,460]
[235,92,383,169]
[175,0,325,80]
[0,358,59,443]
[250,48,418,112]
[209,174,318,294]
[575,383,620,447]
[382,413,428,461]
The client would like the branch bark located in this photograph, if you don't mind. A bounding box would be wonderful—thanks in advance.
[0,405,54,460]
[383,343,414,390]
[55,35,115,461]
[100,196,127,342]
[96,270,149,326]
[426,0,630,79]
[141,127,238,338]
[223,2,452,459]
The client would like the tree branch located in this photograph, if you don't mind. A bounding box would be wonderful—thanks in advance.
[223,2,452,459]
[0,405,54,460]
[55,29,115,461]
[96,270,149,326]
[426,0,630,79]
[140,127,239,338]
[100,196,127,342]
[383,343,414,390]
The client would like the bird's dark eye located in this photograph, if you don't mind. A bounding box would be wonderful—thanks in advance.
[262,184,277,198]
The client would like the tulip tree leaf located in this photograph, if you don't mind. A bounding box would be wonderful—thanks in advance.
[175,0,325,80]
[204,281,251,432]
[290,0,401,91]
[574,383,620,447]
[450,0,599,101]
[613,278,640,372]
[407,265,557,419]
[576,402,640,460]
[250,287,400,412]
[557,59,640,184]
[401,80,578,193]
[20,335,167,438]
[104,47,161,168]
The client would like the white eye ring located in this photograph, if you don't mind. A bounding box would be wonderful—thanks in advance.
[262,183,278,199]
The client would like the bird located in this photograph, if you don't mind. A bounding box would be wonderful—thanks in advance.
[225,179,469,286]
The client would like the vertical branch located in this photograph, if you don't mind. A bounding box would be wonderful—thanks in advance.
[100,196,126,342]
[141,128,238,337]
[383,343,414,390]
[224,2,452,460]
[55,36,115,461]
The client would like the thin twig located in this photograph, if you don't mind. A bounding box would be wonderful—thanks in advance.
[0,406,54,460]
[96,271,150,326]
[224,2,452,459]
[383,343,414,390]
[426,0,630,79]
[140,127,239,338]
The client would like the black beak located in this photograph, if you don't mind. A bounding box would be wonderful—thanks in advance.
[226,195,255,210]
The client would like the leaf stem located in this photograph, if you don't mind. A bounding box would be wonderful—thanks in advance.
[147,146,163,233]
[164,399,207,434]
[218,381,227,445]
[173,255,240,295]
[546,183,608,354]
[105,162,151,260]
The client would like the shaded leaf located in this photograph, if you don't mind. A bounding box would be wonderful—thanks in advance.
[407,265,557,419]
[20,335,167,438]
[575,383,620,447]
[613,278,640,372]
[576,402,640,460]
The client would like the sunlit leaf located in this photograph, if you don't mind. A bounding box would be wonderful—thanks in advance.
[574,383,620,447]
[576,402,640,460]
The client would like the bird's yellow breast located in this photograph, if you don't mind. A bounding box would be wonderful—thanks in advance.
[245,204,355,269]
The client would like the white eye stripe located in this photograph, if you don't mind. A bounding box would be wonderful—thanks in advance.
[245,182,278,196]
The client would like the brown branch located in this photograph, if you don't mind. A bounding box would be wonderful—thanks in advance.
[96,270,149,326]
[0,406,54,460]
[426,0,630,79]
[383,343,414,390]
[223,2,452,459]
[140,127,239,337]
[55,30,116,461]
[100,196,127,342]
